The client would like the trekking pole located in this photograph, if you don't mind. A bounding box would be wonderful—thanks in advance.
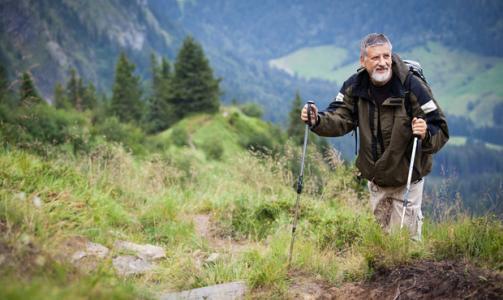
[288,100,315,268]
[400,133,420,229]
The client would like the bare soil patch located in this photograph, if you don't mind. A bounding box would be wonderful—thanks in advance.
[326,260,503,300]
[192,214,249,254]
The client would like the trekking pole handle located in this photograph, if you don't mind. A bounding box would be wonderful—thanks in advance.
[306,101,315,127]
[412,116,424,139]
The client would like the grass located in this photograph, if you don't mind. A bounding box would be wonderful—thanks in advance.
[268,45,354,85]
[1,111,502,299]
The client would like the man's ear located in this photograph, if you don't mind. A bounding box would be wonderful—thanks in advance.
[359,55,365,68]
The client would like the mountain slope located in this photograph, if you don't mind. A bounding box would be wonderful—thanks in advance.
[0,0,184,97]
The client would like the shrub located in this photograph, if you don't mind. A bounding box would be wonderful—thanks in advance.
[92,117,146,154]
[0,104,89,153]
[241,133,274,154]
[171,127,189,147]
[240,102,263,119]
[202,140,224,160]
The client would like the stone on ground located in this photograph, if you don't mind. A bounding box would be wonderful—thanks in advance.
[114,240,166,261]
[112,255,153,276]
[159,281,247,300]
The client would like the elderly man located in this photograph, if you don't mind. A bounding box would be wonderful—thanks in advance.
[301,33,449,240]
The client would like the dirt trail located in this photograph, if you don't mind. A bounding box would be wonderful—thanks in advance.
[192,214,249,254]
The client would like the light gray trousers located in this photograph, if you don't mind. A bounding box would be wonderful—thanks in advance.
[368,179,424,240]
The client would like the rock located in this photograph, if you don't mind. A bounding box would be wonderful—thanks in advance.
[15,192,26,201]
[71,241,109,263]
[114,240,165,261]
[32,195,42,208]
[57,237,110,273]
[112,255,153,276]
[159,281,247,300]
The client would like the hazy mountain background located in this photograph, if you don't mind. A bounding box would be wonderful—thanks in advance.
[1,0,502,213]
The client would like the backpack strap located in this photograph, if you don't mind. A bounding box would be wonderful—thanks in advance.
[352,98,359,155]
[403,71,413,118]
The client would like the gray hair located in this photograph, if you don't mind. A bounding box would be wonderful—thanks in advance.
[360,33,392,57]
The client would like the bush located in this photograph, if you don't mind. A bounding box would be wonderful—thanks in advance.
[240,102,263,119]
[202,140,224,160]
[0,104,89,152]
[241,133,274,154]
[171,127,189,147]
[92,117,146,154]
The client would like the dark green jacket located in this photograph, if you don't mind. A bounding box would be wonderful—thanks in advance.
[311,54,449,187]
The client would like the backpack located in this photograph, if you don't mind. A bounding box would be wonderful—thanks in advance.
[351,59,429,155]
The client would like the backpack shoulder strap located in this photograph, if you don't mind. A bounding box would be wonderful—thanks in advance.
[403,71,414,118]
[355,98,359,155]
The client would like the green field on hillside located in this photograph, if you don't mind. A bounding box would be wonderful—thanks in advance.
[269,42,503,126]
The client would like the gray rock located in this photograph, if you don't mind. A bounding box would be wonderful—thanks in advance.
[159,281,247,300]
[70,241,109,263]
[114,240,166,261]
[64,239,110,273]
[112,255,153,276]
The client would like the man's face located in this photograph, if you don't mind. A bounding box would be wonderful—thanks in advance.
[360,43,392,86]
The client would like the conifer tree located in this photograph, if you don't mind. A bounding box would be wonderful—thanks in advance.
[111,52,143,123]
[66,68,82,111]
[150,53,162,91]
[170,36,220,119]
[287,90,305,145]
[0,63,7,104]
[54,82,71,109]
[19,72,43,106]
[147,54,174,133]
[161,57,171,80]
[82,83,97,111]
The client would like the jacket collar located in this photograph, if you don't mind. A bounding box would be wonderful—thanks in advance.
[353,53,410,100]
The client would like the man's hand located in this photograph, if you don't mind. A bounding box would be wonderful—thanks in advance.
[412,117,427,140]
[300,103,319,125]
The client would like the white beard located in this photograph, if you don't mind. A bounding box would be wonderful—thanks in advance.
[371,68,392,85]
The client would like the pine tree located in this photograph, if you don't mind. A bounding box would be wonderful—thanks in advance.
[147,54,175,133]
[82,83,97,111]
[54,82,71,109]
[150,53,162,92]
[161,57,171,80]
[111,52,143,123]
[170,36,220,119]
[19,72,43,106]
[287,90,305,145]
[0,63,7,104]
[66,68,82,111]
